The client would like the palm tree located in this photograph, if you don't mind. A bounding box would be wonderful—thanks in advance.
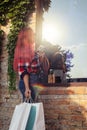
[35,0,51,48]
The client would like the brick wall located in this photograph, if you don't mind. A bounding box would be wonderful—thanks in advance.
[0,86,21,130]
[0,82,87,130]
[38,83,87,130]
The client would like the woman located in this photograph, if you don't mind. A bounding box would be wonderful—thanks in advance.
[13,27,40,101]
[37,45,50,83]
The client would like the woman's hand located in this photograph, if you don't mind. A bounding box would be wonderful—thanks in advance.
[25,88,31,98]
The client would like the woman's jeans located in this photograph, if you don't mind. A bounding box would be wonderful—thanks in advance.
[19,73,40,102]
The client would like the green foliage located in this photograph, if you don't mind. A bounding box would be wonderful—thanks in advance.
[0,0,35,91]
[0,0,35,26]
[0,0,51,91]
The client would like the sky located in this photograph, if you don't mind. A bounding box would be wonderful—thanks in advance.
[42,0,87,78]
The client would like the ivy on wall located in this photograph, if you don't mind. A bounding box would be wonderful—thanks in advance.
[0,0,51,91]
[0,0,35,91]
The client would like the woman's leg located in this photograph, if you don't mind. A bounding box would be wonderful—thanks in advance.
[30,73,40,101]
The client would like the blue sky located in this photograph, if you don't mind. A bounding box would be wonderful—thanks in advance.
[42,0,87,78]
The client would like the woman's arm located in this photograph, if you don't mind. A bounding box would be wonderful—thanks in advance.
[23,74,31,98]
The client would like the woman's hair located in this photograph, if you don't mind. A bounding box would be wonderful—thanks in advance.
[40,55,50,75]
[17,27,35,48]
[13,27,35,72]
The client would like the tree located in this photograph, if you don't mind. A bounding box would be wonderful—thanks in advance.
[35,0,51,48]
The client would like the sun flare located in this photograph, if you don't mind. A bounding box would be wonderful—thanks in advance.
[42,22,67,45]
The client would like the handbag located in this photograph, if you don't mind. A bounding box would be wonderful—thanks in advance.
[25,102,45,130]
[25,105,36,130]
[9,102,32,130]
[9,100,45,130]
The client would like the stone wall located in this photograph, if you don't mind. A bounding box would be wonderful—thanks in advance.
[0,82,87,130]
